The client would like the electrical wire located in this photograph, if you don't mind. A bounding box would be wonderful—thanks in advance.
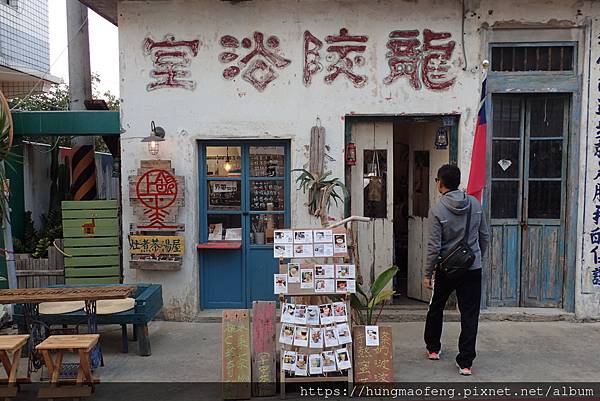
[10,14,89,111]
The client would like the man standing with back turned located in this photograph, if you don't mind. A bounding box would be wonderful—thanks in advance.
[423,164,489,376]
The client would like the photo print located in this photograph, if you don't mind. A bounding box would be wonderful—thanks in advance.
[313,243,334,257]
[281,303,296,323]
[315,279,334,293]
[294,326,309,347]
[333,233,348,254]
[309,354,323,375]
[319,304,334,325]
[365,325,380,347]
[300,269,314,289]
[293,230,313,244]
[315,264,335,279]
[322,351,337,373]
[287,263,300,283]
[273,274,287,294]
[294,304,307,325]
[332,301,348,323]
[274,244,293,258]
[282,350,296,371]
[294,244,314,258]
[294,354,308,376]
[335,348,352,370]
[279,324,294,345]
[306,306,320,325]
[335,264,356,279]
[337,323,352,345]
[313,229,333,243]
[274,229,293,244]
[309,328,323,348]
[324,327,339,347]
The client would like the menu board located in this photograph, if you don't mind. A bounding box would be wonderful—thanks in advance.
[250,180,284,211]
[250,146,285,177]
[353,325,394,383]
[222,310,251,399]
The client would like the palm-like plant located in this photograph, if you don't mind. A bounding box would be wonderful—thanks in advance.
[351,265,398,325]
[0,90,14,222]
[292,169,348,225]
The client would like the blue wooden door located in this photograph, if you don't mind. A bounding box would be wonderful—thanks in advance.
[488,94,568,307]
[199,141,290,309]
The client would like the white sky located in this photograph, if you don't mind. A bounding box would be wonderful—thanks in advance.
[48,0,120,96]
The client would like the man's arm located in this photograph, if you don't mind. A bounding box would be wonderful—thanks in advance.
[479,208,490,259]
[425,208,442,279]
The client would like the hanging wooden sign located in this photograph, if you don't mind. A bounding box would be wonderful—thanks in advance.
[353,325,394,383]
[251,301,276,397]
[129,235,185,256]
[222,309,251,400]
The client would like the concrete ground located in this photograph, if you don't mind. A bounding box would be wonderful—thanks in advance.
[92,320,600,382]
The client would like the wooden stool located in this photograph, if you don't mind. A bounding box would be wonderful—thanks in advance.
[0,334,29,400]
[36,335,99,400]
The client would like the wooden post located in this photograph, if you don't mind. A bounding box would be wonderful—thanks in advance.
[222,310,251,400]
[251,301,276,397]
[135,324,151,356]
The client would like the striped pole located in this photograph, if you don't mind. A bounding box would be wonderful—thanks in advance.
[71,144,97,200]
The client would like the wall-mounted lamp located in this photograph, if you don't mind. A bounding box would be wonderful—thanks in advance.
[142,121,166,156]
[435,127,449,150]
[345,142,356,166]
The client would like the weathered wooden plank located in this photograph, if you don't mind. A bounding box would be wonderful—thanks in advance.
[64,266,120,278]
[251,301,276,397]
[65,277,120,285]
[63,227,119,238]
[62,200,118,210]
[353,325,394,383]
[140,160,171,170]
[16,270,64,277]
[129,260,181,271]
[222,309,251,400]
[67,247,120,257]
[62,219,119,230]
[62,209,118,219]
[0,286,133,303]
[64,237,119,248]
[65,256,120,268]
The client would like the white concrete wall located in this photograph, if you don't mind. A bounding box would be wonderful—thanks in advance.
[118,0,599,320]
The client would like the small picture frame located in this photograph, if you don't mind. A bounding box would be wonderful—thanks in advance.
[313,229,333,243]
[322,351,337,372]
[273,274,287,294]
[293,230,313,244]
[365,325,380,347]
[294,326,309,348]
[300,269,314,289]
[333,233,347,254]
[335,348,352,371]
[309,328,323,348]
[208,223,223,241]
[282,351,296,371]
[287,263,300,283]
[309,354,323,375]
[274,229,294,244]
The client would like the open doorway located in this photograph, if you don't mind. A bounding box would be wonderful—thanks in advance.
[348,116,456,307]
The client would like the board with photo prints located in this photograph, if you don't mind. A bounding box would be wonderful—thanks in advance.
[275,228,353,396]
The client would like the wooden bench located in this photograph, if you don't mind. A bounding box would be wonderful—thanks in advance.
[36,335,99,400]
[0,335,29,399]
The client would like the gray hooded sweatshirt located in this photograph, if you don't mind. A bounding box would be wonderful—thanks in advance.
[426,190,490,278]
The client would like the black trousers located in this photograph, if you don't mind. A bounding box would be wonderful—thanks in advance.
[424,268,482,368]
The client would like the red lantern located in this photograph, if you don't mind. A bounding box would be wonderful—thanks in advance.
[345,142,357,166]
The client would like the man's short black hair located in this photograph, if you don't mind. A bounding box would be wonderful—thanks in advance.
[437,164,461,190]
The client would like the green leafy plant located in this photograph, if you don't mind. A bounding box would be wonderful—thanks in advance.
[13,211,38,254]
[351,265,399,325]
[293,169,348,224]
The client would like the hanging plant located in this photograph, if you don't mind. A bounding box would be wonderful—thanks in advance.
[0,90,14,222]
[292,169,348,225]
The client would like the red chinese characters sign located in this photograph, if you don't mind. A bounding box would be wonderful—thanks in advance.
[129,160,185,231]
[143,34,201,91]
[143,29,456,92]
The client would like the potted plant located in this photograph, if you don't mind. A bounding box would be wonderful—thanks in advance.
[351,265,398,325]
[292,169,348,226]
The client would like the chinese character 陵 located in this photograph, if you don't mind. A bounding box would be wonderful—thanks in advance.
[143,34,200,91]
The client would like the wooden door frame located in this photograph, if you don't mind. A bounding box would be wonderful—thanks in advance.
[485,40,581,312]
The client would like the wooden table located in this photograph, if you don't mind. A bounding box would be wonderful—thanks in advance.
[36,335,99,400]
[0,335,29,400]
[0,286,136,373]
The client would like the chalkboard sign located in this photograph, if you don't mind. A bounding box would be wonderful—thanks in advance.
[222,310,251,399]
[250,180,284,211]
[251,301,276,397]
[353,325,394,383]
[250,146,285,177]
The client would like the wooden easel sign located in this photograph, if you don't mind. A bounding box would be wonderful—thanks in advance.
[251,301,276,397]
[353,325,394,383]
[222,310,251,400]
